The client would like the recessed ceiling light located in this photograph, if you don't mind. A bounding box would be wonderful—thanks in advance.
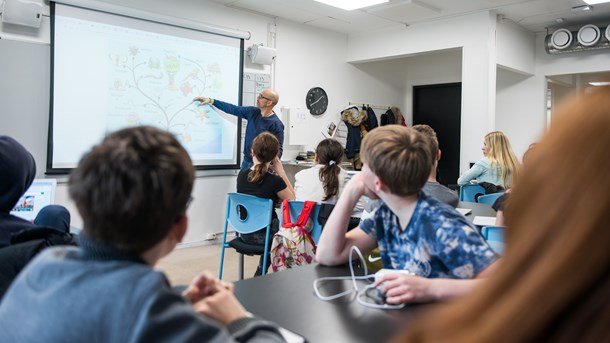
[589,81,610,86]
[583,0,610,5]
[314,0,389,11]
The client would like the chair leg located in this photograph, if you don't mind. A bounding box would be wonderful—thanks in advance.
[238,253,244,280]
[218,243,226,280]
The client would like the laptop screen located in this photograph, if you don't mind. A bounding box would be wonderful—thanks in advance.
[10,179,57,222]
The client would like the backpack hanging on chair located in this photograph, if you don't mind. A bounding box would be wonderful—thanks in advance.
[270,200,317,273]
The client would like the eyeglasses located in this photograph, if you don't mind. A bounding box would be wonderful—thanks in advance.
[258,93,272,101]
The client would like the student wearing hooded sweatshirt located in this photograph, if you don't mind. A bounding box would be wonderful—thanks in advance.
[0,136,71,248]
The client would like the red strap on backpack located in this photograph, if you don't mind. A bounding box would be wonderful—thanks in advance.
[281,200,317,247]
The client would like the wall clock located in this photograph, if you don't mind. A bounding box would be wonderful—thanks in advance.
[305,87,328,116]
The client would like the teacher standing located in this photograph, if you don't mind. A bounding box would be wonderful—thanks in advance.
[194,89,284,170]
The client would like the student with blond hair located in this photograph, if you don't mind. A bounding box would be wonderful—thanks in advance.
[236,131,294,276]
[394,87,610,343]
[457,131,519,189]
[317,126,497,304]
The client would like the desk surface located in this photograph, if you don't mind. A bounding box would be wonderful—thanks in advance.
[234,264,425,343]
[457,201,497,224]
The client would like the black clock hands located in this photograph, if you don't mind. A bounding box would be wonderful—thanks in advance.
[310,95,326,106]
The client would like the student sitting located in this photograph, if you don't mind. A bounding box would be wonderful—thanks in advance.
[412,124,459,207]
[0,126,283,342]
[393,86,610,343]
[316,126,497,304]
[236,131,295,276]
[294,138,365,224]
[457,131,519,189]
[0,135,71,248]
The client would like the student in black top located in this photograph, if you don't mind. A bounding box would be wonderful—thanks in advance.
[236,132,294,276]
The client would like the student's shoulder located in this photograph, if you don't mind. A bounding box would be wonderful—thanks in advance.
[476,157,491,167]
[419,193,464,220]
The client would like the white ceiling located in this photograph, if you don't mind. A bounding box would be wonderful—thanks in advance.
[210,0,610,34]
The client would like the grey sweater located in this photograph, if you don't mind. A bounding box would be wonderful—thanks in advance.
[0,236,284,343]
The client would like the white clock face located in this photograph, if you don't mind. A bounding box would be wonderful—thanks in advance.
[306,87,328,116]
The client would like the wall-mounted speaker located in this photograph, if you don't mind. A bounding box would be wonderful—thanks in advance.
[247,44,277,65]
[1,0,43,28]
[545,23,610,54]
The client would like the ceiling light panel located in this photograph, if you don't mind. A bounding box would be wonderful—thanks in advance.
[314,0,389,11]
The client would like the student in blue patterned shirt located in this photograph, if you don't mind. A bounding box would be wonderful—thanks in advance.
[317,125,498,305]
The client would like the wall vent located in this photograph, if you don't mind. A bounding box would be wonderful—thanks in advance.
[545,24,610,54]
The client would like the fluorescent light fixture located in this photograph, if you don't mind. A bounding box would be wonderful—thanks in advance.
[589,81,610,86]
[314,0,389,11]
[583,0,610,5]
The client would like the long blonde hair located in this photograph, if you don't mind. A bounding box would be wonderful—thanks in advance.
[485,131,519,188]
[394,86,610,343]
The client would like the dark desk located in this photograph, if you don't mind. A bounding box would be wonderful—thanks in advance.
[457,201,497,224]
[234,263,425,343]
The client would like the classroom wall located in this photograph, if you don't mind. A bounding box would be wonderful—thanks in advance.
[495,19,535,75]
[346,11,498,173]
[4,1,609,246]
[1,0,405,246]
[496,31,610,159]
[495,67,544,159]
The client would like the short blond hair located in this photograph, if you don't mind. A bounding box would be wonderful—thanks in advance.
[361,125,431,196]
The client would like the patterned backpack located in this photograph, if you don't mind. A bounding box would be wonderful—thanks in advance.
[270,200,317,272]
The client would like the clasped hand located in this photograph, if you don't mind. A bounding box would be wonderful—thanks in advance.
[182,271,248,325]
[375,273,433,304]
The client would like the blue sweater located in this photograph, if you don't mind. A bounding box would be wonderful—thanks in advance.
[213,100,285,165]
[457,157,504,186]
[0,236,283,343]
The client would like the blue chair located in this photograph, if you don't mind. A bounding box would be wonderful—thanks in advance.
[477,192,504,205]
[280,201,323,244]
[459,184,485,202]
[218,193,273,280]
[481,226,505,254]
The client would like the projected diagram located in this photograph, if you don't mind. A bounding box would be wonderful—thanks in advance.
[107,44,235,155]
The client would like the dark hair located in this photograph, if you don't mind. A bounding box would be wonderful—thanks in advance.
[394,86,610,343]
[361,125,431,196]
[412,124,438,167]
[315,139,343,201]
[248,132,279,184]
[69,126,194,254]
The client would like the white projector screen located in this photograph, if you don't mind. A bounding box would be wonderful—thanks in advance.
[49,3,243,171]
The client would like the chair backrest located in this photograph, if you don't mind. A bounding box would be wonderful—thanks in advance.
[477,192,504,205]
[280,201,323,244]
[226,193,273,234]
[459,184,485,202]
[481,225,505,254]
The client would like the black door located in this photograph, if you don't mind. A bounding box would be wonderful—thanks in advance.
[413,83,461,186]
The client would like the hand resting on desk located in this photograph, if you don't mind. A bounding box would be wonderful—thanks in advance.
[182,271,234,304]
[182,271,248,325]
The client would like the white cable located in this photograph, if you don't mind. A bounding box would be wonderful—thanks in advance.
[313,246,405,309]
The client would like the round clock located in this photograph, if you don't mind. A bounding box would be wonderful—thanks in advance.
[305,87,328,116]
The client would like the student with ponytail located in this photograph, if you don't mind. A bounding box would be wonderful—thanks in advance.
[295,138,364,218]
[236,132,294,276]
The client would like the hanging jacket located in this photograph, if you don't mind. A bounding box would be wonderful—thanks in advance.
[365,106,378,131]
[380,109,395,126]
[341,108,367,159]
